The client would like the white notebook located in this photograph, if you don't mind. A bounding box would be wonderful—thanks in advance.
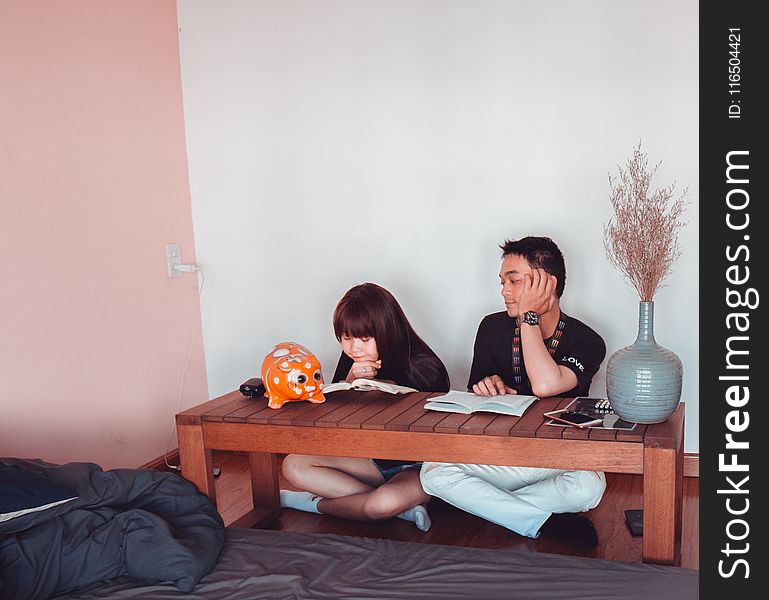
[423,390,538,416]
[322,378,418,395]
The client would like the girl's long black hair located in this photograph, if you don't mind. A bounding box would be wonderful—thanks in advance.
[332,283,449,392]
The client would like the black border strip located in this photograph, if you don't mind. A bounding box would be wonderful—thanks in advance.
[700,3,766,598]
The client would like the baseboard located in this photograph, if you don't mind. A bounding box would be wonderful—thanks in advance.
[140,450,179,470]
[684,452,698,478]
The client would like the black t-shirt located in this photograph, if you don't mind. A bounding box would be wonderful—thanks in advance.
[467,311,606,397]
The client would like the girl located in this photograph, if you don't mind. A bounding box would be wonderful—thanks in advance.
[280,283,450,531]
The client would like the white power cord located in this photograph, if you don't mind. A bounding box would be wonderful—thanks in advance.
[164,266,205,471]
[174,264,199,273]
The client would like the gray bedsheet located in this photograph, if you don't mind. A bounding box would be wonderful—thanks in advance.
[55,528,698,600]
[0,458,224,600]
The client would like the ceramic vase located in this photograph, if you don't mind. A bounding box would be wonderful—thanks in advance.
[605,301,683,424]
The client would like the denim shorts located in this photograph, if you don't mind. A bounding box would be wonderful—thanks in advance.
[371,459,422,483]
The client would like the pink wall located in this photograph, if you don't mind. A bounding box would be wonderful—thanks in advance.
[0,1,208,468]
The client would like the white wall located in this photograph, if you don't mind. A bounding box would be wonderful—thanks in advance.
[177,0,699,450]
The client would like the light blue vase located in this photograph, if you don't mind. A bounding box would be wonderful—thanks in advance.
[606,301,683,424]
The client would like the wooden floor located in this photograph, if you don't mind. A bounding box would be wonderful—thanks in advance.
[197,451,698,570]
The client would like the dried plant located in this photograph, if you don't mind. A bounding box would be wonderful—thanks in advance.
[603,142,688,302]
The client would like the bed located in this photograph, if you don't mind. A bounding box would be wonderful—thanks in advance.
[2,458,698,600]
[54,527,698,600]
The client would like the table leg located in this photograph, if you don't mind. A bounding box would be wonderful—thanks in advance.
[642,440,683,564]
[177,422,217,505]
[228,452,281,529]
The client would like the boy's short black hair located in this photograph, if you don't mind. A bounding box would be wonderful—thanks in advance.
[499,236,566,298]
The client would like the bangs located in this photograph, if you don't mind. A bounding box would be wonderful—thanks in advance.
[333,301,377,340]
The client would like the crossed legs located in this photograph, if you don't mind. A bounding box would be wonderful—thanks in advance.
[281,454,431,530]
[420,462,606,540]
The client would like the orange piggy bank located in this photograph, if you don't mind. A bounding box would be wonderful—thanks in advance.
[261,342,326,409]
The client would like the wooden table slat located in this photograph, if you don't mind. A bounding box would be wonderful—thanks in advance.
[315,391,388,427]
[483,414,525,437]
[561,423,592,440]
[246,405,292,424]
[202,396,262,421]
[176,391,243,425]
[362,393,435,430]
[383,393,437,431]
[408,409,455,433]
[223,399,275,423]
[287,396,358,426]
[508,398,561,438]
[458,413,498,435]
[337,393,398,428]
[433,412,475,434]
[587,426,619,441]
[266,399,331,426]
[239,391,362,426]
[176,390,241,417]
[238,397,332,425]
[617,423,647,443]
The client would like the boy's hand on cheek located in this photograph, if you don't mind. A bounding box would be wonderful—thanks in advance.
[518,269,557,314]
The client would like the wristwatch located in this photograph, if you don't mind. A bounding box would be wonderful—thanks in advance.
[519,311,540,326]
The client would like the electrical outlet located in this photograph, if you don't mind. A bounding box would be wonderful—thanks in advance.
[166,243,182,278]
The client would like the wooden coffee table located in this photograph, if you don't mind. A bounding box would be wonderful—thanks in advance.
[176,390,684,565]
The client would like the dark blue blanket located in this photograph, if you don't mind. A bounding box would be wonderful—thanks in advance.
[0,458,224,600]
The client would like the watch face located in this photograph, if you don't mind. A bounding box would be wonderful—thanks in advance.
[523,311,540,325]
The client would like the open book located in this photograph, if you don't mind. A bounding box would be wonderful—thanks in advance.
[423,390,538,416]
[322,378,418,395]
